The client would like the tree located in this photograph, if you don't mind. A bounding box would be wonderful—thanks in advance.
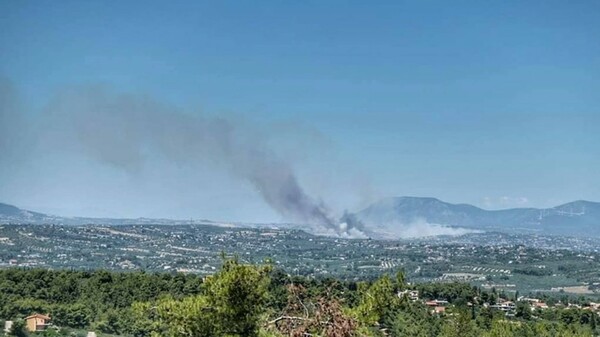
[51,303,91,328]
[515,302,531,320]
[482,320,515,337]
[515,322,536,337]
[439,310,479,337]
[154,295,216,337]
[92,308,124,334]
[354,275,400,326]
[7,319,28,337]
[203,258,271,336]
[389,311,427,337]
[395,270,406,291]
[126,258,270,337]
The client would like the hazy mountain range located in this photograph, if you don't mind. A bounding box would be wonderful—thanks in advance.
[1,197,599,238]
[356,197,600,237]
[0,202,193,226]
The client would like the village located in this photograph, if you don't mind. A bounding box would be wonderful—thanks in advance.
[1,224,599,297]
[3,289,599,337]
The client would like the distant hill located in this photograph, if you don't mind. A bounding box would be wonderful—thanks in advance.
[3,198,600,238]
[0,202,193,226]
[356,197,600,237]
[0,202,51,223]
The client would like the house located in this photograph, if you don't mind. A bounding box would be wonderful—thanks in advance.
[434,306,446,314]
[398,290,419,301]
[425,300,448,314]
[532,302,548,310]
[25,313,51,332]
[491,300,515,312]
[4,321,13,333]
[518,296,540,304]
[425,299,448,307]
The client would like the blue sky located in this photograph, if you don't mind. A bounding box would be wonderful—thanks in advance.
[1,1,599,221]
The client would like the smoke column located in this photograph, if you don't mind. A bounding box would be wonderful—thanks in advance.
[43,86,364,236]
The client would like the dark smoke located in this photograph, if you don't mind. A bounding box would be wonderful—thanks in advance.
[42,86,365,237]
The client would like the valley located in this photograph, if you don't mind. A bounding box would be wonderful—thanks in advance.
[1,223,599,298]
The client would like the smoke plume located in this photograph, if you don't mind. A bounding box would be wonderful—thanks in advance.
[39,86,364,236]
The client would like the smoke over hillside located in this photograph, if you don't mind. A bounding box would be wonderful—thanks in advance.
[9,85,363,236]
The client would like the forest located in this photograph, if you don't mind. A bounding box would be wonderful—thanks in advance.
[0,258,598,337]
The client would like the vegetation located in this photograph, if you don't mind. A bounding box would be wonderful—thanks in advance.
[0,260,598,337]
[3,224,600,297]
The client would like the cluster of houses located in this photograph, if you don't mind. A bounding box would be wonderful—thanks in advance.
[398,290,449,314]
[516,296,600,313]
[397,290,600,317]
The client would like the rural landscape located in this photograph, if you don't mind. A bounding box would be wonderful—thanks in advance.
[1,1,599,336]
[1,199,600,336]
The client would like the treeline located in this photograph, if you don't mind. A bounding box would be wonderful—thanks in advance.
[512,267,554,277]
[0,268,203,330]
[0,261,598,337]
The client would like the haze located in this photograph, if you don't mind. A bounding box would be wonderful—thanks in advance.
[1,1,599,223]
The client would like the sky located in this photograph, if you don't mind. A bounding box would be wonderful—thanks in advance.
[1,1,599,222]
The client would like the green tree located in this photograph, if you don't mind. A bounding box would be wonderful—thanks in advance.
[515,322,536,337]
[154,295,216,337]
[203,258,271,336]
[389,311,427,337]
[7,319,28,337]
[354,275,400,326]
[482,320,515,337]
[131,258,271,337]
[439,310,479,337]
[515,302,531,320]
[51,303,91,328]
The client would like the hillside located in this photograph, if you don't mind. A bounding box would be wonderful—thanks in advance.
[0,202,52,223]
[0,202,188,226]
[356,197,600,237]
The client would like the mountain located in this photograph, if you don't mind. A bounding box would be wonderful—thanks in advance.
[0,202,195,226]
[356,197,600,237]
[3,198,600,238]
[0,202,52,223]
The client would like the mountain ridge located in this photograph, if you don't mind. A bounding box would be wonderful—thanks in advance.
[2,197,600,237]
[356,197,600,237]
[0,202,192,226]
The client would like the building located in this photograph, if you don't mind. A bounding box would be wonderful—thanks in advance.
[434,306,446,314]
[425,299,449,307]
[4,321,13,333]
[425,299,448,314]
[398,290,419,301]
[25,313,51,332]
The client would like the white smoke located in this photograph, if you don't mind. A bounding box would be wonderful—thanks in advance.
[367,217,480,239]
